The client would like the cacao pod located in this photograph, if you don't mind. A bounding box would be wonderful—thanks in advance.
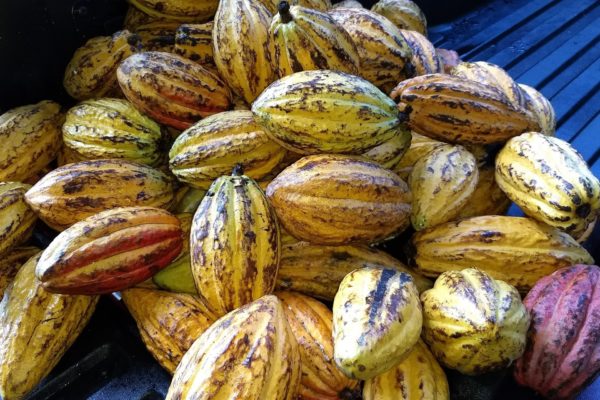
[174,22,216,69]
[411,215,594,292]
[332,0,363,8]
[134,20,180,52]
[394,131,445,180]
[400,29,443,75]
[0,182,37,256]
[370,0,427,35]
[456,165,511,218]
[262,0,332,14]
[437,48,461,73]
[0,246,39,299]
[128,0,218,22]
[361,128,412,170]
[171,186,206,214]
[0,253,98,400]
[266,154,412,245]
[124,5,164,30]
[252,70,405,155]
[166,295,301,400]
[333,267,422,380]
[519,83,556,135]
[575,216,597,243]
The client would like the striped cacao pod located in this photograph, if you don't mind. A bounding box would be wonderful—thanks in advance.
[0,182,37,256]
[457,165,511,218]
[25,159,175,231]
[129,0,218,22]
[118,51,231,130]
[0,100,63,182]
[514,265,600,399]
[277,291,360,400]
[0,246,39,299]
[361,127,412,169]
[166,295,301,400]
[0,253,98,400]
[333,267,422,380]
[262,0,332,14]
[332,0,363,8]
[411,215,594,292]
[169,110,287,189]
[124,5,164,30]
[495,132,600,236]
[266,154,412,245]
[35,207,183,294]
[133,21,180,52]
[394,131,445,180]
[252,70,405,155]
[371,0,427,35]
[390,74,541,144]
[400,29,443,75]
[174,22,215,69]
[519,83,556,135]
[421,268,529,375]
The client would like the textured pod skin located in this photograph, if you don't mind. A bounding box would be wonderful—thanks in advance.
[134,21,181,52]
[277,291,360,400]
[363,340,449,400]
[62,98,166,166]
[409,144,479,230]
[169,110,287,189]
[0,100,63,182]
[35,207,183,295]
[329,8,414,93]
[191,171,280,315]
[118,52,231,130]
[0,246,39,299]
[253,70,404,155]
[390,74,540,144]
[421,268,529,375]
[332,0,363,8]
[276,241,432,301]
[122,288,218,374]
[171,186,206,214]
[0,254,98,400]
[514,265,600,399]
[213,0,275,103]
[457,165,511,218]
[270,4,359,78]
[394,132,445,180]
[519,84,556,135]
[400,29,443,75]
[124,5,164,30]
[495,132,600,236]
[25,159,175,231]
[129,0,218,22]
[174,22,215,69]
[64,30,140,101]
[166,295,301,400]
[0,182,37,256]
[371,0,427,35]
[361,128,412,169]
[412,215,594,292]
[333,267,422,380]
[263,0,332,14]
[267,155,412,245]
[437,48,461,73]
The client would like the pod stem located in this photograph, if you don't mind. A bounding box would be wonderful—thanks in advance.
[278,1,293,23]
[232,164,244,176]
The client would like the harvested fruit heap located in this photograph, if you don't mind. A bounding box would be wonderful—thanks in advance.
[1,0,599,399]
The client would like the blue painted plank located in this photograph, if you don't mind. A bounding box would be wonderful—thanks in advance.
[555,90,600,144]
[568,114,600,162]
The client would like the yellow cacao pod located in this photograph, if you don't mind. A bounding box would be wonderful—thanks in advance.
[171,187,206,214]
[276,241,432,301]
[252,70,405,155]
[267,154,412,245]
[122,288,218,374]
[134,20,180,52]
[0,100,63,182]
[391,74,541,144]
[411,215,594,291]
[129,0,218,22]
[64,30,140,100]
[333,267,422,380]
[25,159,175,231]
[124,5,166,30]
[166,295,301,400]
[394,131,445,180]
[457,165,511,218]
[277,291,360,400]
[519,84,556,135]
[0,246,39,299]
[371,0,427,35]
[174,22,215,69]
[361,127,412,169]
[329,8,414,92]
[421,268,530,375]
[496,132,600,236]
[363,340,449,400]
[0,182,37,256]
[332,0,363,8]
[409,144,479,230]
[262,0,332,14]
[400,29,443,75]
[169,110,287,190]
[0,253,98,400]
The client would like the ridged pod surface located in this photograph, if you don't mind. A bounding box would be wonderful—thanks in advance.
[495,132,600,236]
[361,128,412,170]
[134,21,181,52]
[174,22,215,69]
[262,0,332,14]
[329,8,414,93]
[276,241,432,300]
[277,291,360,400]
[117,51,231,130]
[166,295,301,400]
[267,155,412,245]
[122,288,218,374]
[519,84,556,135]
[0,100,63,182]
[269,3,359,78]
[410,144,479,230]
[371,0,427,35]
[390,74,540,144]
[191,169,280,315]
[457,165,511,218]
[252,70,405,155]
[412,216,594,291]
[333,267,422,379]
[64,30,140,101]
[25,159,175,231]
[394,132,445,180]
[62,98,166,166]
[129,0,218,22]
[0,254,98,400]
[400,29,443,75]
[213,0,275,103]
[169,110,287,189]
[363,340,449,400]
[0,182,37,256]
[514,265,600,399]
[35,207,183,294]
[0,246,39,299]
[421,268,529,375]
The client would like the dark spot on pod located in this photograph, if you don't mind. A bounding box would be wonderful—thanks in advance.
[367,268,396,325]
[576,204,591,218]
[332,251,352,261]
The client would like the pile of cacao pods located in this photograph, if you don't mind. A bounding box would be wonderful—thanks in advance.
[1,0,599,399]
